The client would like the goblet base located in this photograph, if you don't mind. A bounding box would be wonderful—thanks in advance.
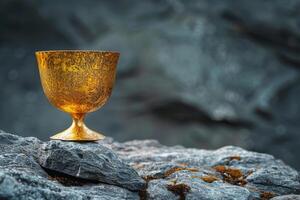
[50,125,105,142]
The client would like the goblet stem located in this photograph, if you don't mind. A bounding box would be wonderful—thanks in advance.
[71,113,85,136]
[49,113,105,141]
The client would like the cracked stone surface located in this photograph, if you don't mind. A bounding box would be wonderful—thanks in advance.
[0,130,299,200]
[38,140,146,191]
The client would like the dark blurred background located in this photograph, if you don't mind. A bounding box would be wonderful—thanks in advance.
[0,0,300,169]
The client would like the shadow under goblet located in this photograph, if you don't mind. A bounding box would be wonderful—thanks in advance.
[35,50,119,141]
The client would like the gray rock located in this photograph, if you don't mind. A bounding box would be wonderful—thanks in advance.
[0,153,47,178]
[0,131,299,199]
[110,140,300,199]
[0,170,138,200]
[147,179,178,200]
[74,184,139,200]
[0,130,42,161]
[0,171,85,200]
[272,195,300,200]
[38,140,146,191]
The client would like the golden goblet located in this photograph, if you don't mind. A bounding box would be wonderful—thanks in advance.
[35,50,119,141]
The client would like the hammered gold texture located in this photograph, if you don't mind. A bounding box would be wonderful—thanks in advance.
[35,50,119,141]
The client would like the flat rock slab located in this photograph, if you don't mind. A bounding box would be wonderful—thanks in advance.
[38,140,146,191]
[0,131,299,200]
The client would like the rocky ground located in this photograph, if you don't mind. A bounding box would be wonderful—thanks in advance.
[0,130,299,200]
[1,0,300,171]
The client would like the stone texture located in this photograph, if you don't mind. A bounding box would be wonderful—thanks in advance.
[74,185,139,200]
[109,139,300,199]
[0,130,42,161]
[0,171,139,200]
[0,153,47,178]
[38,140,146,191]
[0,131,298,199]
[272,195,300,200]
[147,179,177,200]
[0,132,140,200]
[0,171,83,200]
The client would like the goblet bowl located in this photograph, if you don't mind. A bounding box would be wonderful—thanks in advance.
[36,50,119,141]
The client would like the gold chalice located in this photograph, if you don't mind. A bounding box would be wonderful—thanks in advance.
[35,50,119,141]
